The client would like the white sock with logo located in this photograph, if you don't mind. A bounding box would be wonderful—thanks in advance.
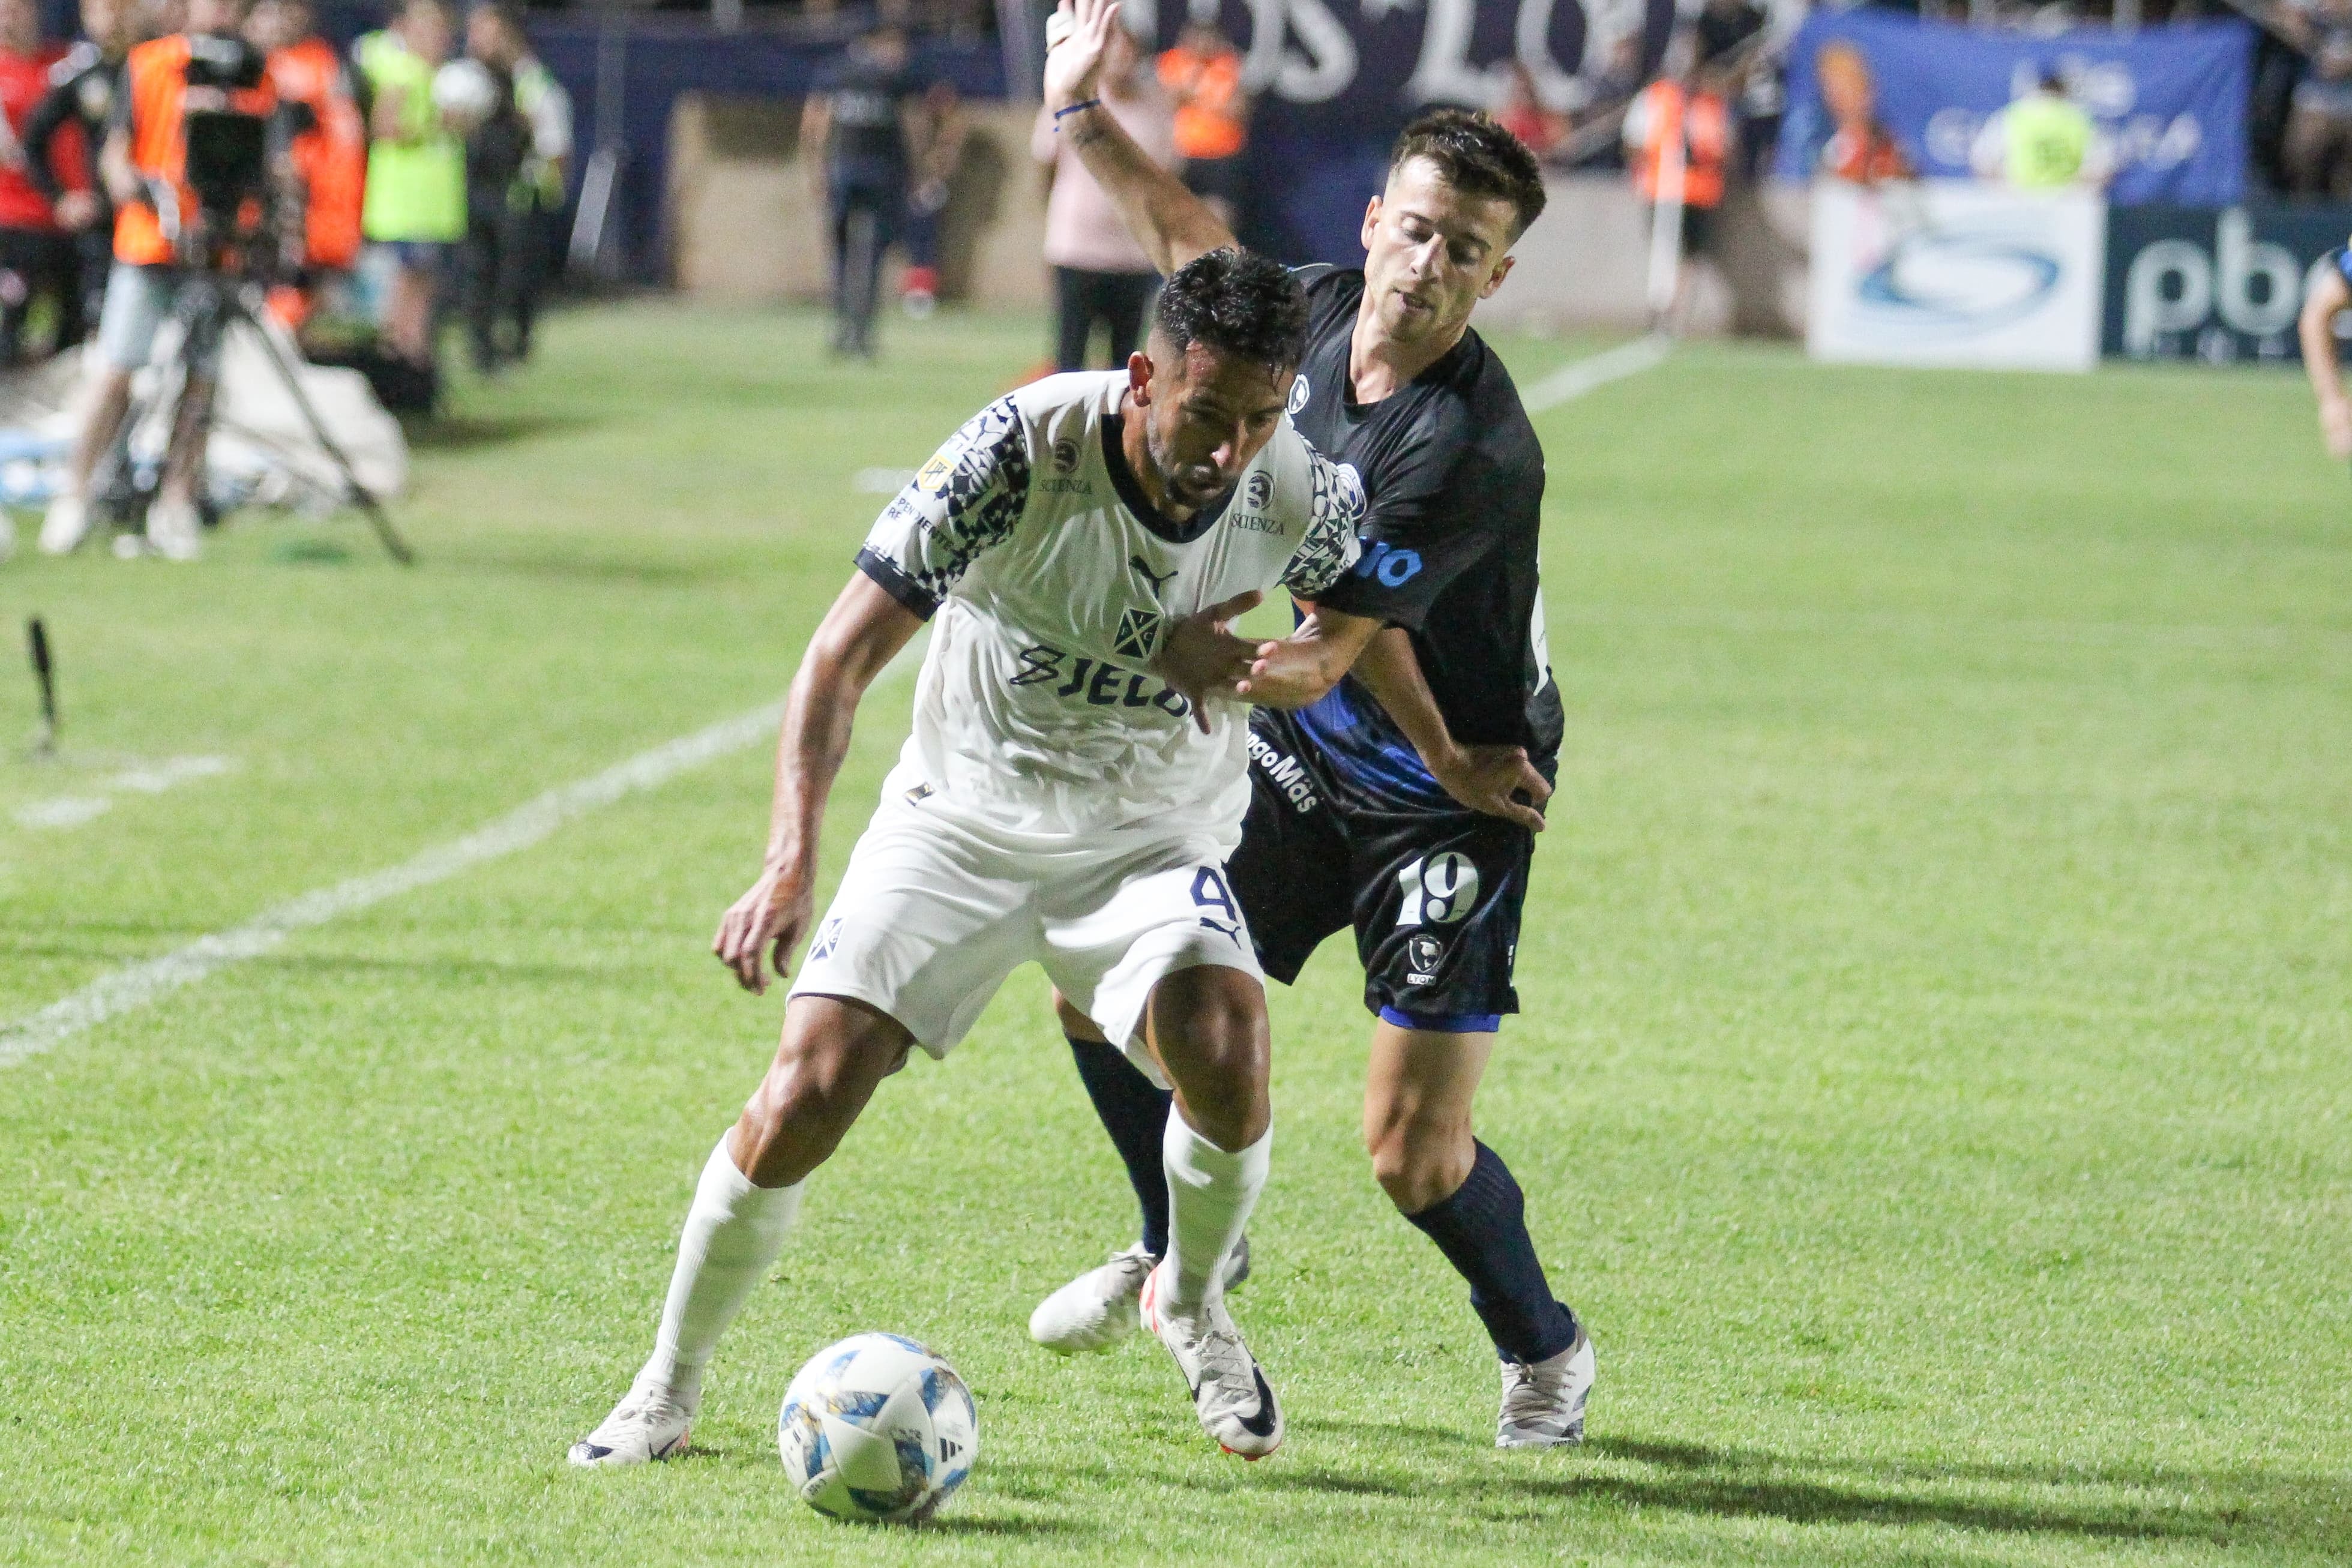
[636,1135,803,1407]
[1160,1116,1270,1315]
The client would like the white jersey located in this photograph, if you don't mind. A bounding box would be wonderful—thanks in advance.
[858,371,1364,845]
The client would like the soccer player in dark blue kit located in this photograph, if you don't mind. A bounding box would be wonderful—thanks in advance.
[801,23,920,359]
[1027,0,1592,1447]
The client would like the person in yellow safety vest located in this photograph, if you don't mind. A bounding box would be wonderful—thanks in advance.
[1623,54,1732,330]
[1970,70,2112,190]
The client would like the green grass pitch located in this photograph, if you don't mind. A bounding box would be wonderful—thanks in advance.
[2,302,2347,1566]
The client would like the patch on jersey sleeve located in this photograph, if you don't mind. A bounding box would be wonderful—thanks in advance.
[892,395,1033,609]
[1281,453,1365,598]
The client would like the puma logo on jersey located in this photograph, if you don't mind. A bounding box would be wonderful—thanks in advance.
[1129,556,1178,598]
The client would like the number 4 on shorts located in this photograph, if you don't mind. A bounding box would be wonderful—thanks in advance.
[1191,867,1241,942]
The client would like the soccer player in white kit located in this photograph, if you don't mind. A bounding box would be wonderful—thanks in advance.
[570,249,1372,1467]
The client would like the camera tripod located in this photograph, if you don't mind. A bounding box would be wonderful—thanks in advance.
[90,266,415,565]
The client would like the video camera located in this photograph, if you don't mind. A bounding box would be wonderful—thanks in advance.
[180,33,270,223]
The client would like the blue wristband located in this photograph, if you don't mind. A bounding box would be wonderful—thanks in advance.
[1053,98,1101,127]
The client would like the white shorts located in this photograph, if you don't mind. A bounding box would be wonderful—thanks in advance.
[787,793,1262,1083]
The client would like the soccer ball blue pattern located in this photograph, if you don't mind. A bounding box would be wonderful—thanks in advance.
[777,1333,978,1523]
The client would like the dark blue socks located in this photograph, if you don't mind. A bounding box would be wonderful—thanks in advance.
[1066,1034,1173,1259]
[1402,1140,1580,1365]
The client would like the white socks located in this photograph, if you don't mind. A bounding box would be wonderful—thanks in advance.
[1160,1116,1271,1315]
[637,1135,803,1407]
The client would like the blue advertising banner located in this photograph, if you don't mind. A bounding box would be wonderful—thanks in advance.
[1155,0,1676,262]
[1773,12,2252,207]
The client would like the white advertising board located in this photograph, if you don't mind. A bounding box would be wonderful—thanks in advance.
[1807,179,2107,372]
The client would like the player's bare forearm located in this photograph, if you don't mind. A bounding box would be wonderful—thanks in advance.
[1060,104,1233,275]
[719,575,921,991]
[1235,605,1380,710]
[1350,626,1550,832]
[2299,269,2352,457]
[763,575,923,874]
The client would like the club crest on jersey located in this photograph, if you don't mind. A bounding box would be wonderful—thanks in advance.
[1406,933,1445,981]
[810,917,844,962]
[1287,374,1310,415]
[915,453,954,494]
[1114,607,1162,661]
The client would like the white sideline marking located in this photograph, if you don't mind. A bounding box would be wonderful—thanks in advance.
[1523,334,1673,412]
[12,755,238,832]
[852,467,916,494]
[0,631,929,1071]
[0,707,776,1068]
[15,796,111,829]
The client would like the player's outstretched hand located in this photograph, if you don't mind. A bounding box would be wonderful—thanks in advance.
[712,862,816,994]
[1430,744,1551,834]
[2321,395,2352,461]
[1152,589,1263,733]
[1043,0,1121,113]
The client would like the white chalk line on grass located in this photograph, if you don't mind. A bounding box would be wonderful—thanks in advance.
[0,631,930,1071]
[13,755,238,832]
[1523,334,1674,412]
[0,706,778,1069]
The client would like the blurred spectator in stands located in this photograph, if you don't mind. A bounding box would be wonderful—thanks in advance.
[1695,0,1785,180]
[23,0,124,353]
[2287,0,2352,198]
[501,3,568,362]
[1815,39,1911,183]
[357,0,468,380]
[802,22,919,358]
[1563,32,1644,171]
[1970,67,2110,188]
[1031,18,1170,371]
[1156,17,1247,225]
[253,0,365,334]
[1625,47,1731,329]
[900,77,963,316]
[1496,59,1567,161]
[457,2,529,373]
[0,0,69,364]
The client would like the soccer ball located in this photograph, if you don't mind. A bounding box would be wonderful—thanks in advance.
[777,1333,978,1524]
[431,59,499,133]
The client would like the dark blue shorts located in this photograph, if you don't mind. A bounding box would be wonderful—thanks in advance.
[1227,707,1536,1032]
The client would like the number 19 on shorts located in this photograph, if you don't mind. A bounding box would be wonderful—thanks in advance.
[1395,852,1479,927]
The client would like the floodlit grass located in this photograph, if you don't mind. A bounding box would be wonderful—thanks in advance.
[2,301,2347,1566]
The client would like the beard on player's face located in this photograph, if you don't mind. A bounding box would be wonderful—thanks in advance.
[1138,341,1291,509]
[1362,159,1517,346]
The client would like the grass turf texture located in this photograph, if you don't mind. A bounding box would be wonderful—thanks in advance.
[1,302,2347,1566]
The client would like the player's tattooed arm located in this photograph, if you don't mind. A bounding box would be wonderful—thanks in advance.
[1044,0,1234,274]
[712,575,923,994]
[1350,629,1551,835]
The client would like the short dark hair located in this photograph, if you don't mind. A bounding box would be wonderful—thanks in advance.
[1151,247,1310,374]
[1388,108,1548,239]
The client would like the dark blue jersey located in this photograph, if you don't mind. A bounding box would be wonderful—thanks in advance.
[1284,265,1561,807]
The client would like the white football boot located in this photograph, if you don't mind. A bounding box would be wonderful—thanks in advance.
[1496,1326,1594,1449]
[567,1375,694,1467]
[1029,1234,1251,1354]
[37,493,91,555]
[1139,1260,1283,1459]
[145,497,202,562]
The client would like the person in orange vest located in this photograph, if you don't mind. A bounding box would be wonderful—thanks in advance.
[248,0,361,330]
[40,0,273,561]
[1622,47,1732,330]
[0,0,71,365]
[1155,17,1247,225]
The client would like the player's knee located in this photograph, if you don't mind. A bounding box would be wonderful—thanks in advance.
[1365,1121,1474,1215]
